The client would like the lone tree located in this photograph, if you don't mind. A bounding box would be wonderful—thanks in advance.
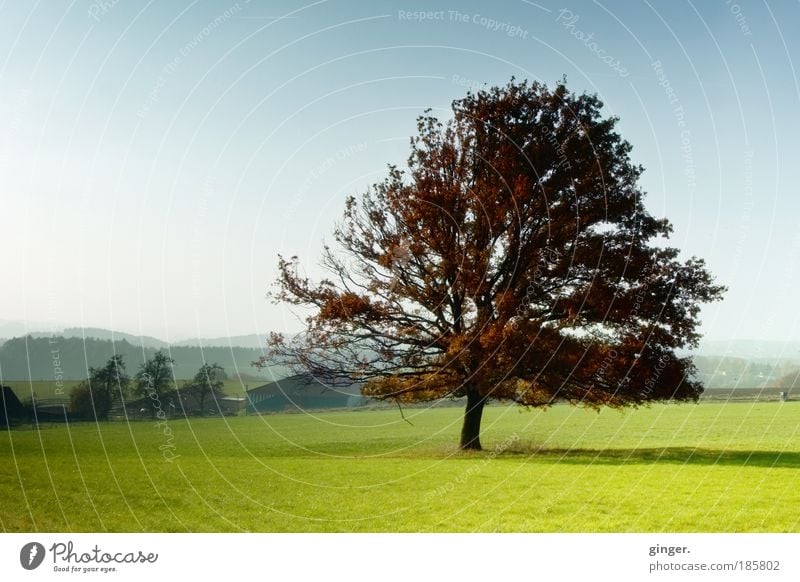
[265,79,725,450]
[187,363,226,416]
[71,354,130,421]
[135,351,175,419]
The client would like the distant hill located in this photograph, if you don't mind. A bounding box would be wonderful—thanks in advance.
[6,322,800,391]
[42,327,169,349]
[0,323,272,349]
[0,336,285,381]
[0,318,64,340]
[172,333,267,348]
[692,355,799,389]
[5,320,800,359]
[0,322,169,349]
[696,339,800,361]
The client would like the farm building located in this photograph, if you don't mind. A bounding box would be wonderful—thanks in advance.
[32,400,70,422]
[118,390,245,418]
[245,374,367,413]
[1,385,29,426]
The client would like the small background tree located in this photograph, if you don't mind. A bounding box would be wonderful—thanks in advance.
[69,383,94,420]
[135,351,175,419]
[70,354,130,421]
[265,79,725,450]
[187,363,226,416]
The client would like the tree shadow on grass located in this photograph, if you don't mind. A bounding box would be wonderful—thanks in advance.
[494,444,800,468]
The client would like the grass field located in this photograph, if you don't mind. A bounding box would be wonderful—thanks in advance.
[2,401,799,532]
[4,380,83,401]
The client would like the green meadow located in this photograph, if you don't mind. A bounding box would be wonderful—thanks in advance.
[2,401,799,532]
[4,380,83,401]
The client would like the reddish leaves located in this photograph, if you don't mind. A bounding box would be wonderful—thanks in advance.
[264,78,725,419]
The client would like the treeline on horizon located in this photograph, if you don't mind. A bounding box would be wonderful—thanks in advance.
[4,335,800,392]
[0,336,273,381]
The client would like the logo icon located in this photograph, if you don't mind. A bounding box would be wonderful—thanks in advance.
[20,542,45,570]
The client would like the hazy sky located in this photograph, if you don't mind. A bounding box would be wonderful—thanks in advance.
[0,0,798,343]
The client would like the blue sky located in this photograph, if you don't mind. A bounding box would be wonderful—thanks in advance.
[0,0,798,343]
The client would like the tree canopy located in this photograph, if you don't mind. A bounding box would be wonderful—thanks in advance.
[135,351,176,418]
[266,79,725,450]
[186,362,226,416]
[71,354,130,421]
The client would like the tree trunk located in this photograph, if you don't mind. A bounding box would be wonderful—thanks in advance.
[460,391,487,450]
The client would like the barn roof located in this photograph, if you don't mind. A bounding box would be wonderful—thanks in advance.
[247,374,362,397]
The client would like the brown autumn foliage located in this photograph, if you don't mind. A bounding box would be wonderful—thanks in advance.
[263,79,725,450]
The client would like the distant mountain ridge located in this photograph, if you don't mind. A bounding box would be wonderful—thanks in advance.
[5,323,800,358]
[4,323,800,387]
[172,334,267,348]
[695,339,800,361]
[40,327,169,348]
[0,321,268,349]
[0,335,282,381]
